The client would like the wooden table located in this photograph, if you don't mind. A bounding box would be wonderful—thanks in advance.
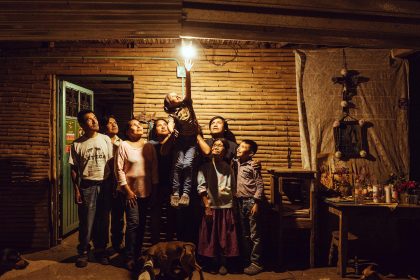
[325,199,420,277]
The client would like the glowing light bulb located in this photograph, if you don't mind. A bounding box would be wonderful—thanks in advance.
[181,41,196,59]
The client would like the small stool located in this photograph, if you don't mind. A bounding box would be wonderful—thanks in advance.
[328,230,360,274]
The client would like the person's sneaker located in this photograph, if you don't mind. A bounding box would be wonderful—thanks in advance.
[75,252,88,268]
[244,263,263,275]
[219,265,228,275]
[178,193,190,207]
[170,193,180,208]
[95,252,110,265]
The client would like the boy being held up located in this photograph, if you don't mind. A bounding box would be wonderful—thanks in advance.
[233,139,264,276]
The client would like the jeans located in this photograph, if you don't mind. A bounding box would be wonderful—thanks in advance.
[77,180,111,255]
[125,196,150,259]
[238,197,262,266]
[172,135,197,195]
[111,191,125,250]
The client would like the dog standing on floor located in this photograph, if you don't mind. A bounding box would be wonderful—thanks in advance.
[0,248,29,275]
[138,241,204,280]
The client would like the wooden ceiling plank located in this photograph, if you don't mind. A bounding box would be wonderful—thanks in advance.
[184,0,420,19]
[184,8,420,36]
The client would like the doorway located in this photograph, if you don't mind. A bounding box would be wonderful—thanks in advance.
[56,75,133,239]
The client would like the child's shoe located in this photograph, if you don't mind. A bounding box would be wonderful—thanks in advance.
[170,193,180,208]
[178,193,190,207]
[244,263,263,275]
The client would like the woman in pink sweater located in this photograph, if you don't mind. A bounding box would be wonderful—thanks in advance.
[115,118,158,270]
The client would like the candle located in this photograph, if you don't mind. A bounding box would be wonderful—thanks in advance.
[373,185,379,203]
[384,185,391,203]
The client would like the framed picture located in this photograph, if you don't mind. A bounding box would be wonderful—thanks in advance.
[333,118,368,159]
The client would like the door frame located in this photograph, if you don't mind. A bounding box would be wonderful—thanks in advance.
[54,79,94,242]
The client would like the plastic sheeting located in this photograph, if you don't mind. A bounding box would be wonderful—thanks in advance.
[295,48,409,183]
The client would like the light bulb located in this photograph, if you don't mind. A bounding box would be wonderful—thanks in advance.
[181,41,196,59]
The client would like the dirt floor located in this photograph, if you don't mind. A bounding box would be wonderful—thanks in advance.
[0,233,403,280]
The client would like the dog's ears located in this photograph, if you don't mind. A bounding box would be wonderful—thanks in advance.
[183,243,196,251]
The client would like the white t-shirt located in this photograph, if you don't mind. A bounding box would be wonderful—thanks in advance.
[69,133,113,181]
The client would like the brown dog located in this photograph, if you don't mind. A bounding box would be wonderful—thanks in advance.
[140,241,203,280]
[361,265,388,280]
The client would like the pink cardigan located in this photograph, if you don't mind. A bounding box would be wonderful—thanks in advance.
[115,141,159,197]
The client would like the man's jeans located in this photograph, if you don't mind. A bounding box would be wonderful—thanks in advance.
[172,135,197,195]
[125,197,150,259]
[238,197,262,266]
[111,191,125,250]
[77,180,111,255]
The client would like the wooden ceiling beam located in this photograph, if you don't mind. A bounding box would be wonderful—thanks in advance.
[0,0,420,47]
[181,1,420,48]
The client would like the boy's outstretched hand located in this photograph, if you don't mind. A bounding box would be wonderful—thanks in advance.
[184,59,193,71]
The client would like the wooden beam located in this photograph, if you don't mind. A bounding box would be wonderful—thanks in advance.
[391,49,418,58]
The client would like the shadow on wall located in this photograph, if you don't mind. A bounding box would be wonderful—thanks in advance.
[0,158,50,251]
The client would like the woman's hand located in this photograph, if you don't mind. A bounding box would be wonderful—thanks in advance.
[171,129,179,139]
[205,206,213,223]
[125,189,137,208]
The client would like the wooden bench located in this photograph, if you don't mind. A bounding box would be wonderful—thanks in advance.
[268,169,317,267]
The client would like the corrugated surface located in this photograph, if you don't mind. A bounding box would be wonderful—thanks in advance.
[0,41,300,248]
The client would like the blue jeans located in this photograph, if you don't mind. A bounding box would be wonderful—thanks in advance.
[238,197,262,266]
[111,191,125,250]
[172,135,197,195]
[125,197,150,259]
[77,180,111,255]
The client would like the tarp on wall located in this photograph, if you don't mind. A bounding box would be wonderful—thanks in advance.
[295,48,409,183]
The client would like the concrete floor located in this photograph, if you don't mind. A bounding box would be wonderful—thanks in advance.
[0,233,383,280]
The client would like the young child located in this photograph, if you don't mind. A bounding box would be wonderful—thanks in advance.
[164,61,201,208]
[233,139,264,275]
[197,138,239,275]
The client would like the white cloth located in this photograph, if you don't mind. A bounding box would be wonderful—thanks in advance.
[295,49,409,182]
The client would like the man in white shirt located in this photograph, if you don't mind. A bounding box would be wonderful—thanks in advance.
[69,109,113,268]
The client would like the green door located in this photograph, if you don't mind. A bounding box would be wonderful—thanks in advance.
[58,81,94,236]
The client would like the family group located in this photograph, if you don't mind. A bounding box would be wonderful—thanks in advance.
[69,63,265,276]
